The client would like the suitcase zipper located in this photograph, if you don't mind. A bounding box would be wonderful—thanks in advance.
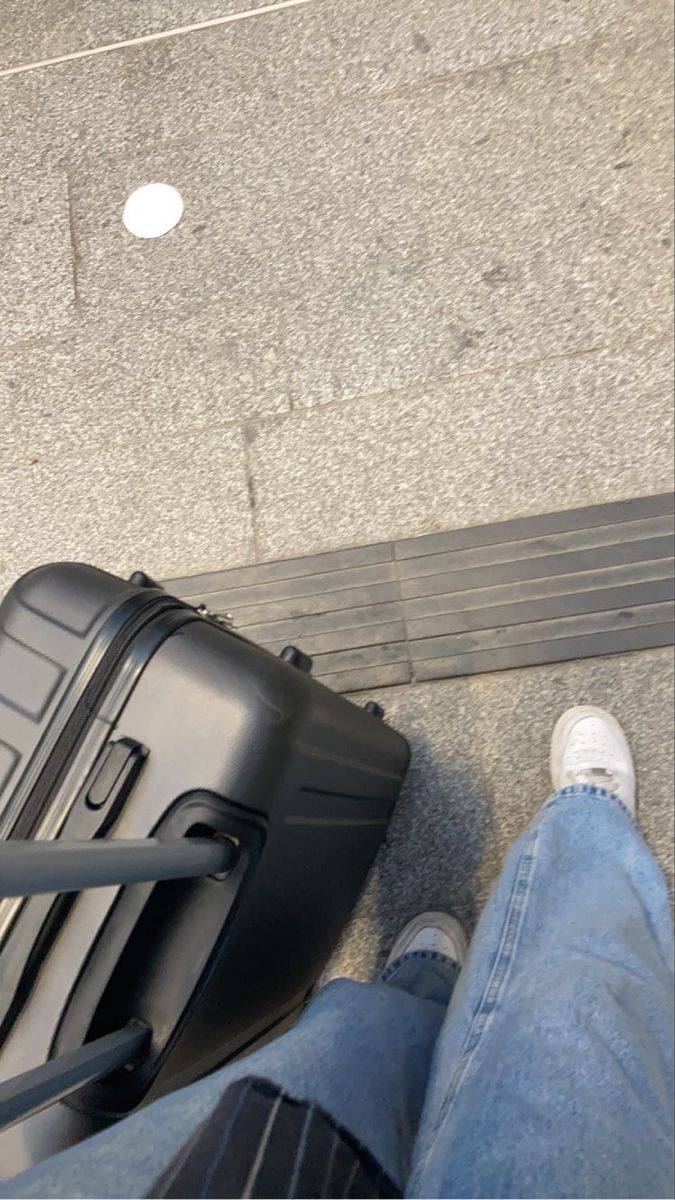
[2,593,189,842]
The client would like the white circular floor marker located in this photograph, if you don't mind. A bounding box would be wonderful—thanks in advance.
[122,183,184,239]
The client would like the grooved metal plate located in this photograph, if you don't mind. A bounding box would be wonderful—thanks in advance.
[164,495,675,692]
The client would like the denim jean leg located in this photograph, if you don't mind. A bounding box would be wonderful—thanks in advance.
[3,976,448,1199]
[409,787,675,1200]
[382,949,461,1006]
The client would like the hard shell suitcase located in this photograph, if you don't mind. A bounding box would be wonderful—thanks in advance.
[0,563,409,1164]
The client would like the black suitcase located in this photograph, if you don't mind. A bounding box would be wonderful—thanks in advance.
[0,564,408,1140]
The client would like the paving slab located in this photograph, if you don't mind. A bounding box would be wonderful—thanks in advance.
[66,140,293,320]
[0,10,333,329]
[0,3,331,167]
[0,162,74,348]
[4,0,667,77]
[324,0,672,96]
[2,12,671,398]
[246,338,674,561]
[0,6,671,606]
[0,0,280,72]
[0,53,141,169]
[327,645,674,980]
[278,26,674,404]
[0,427,255,595]
[0,302,288,470]
[48,5,333,324]
[5,0,671,82]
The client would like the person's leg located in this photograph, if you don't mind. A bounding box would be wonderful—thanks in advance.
[2,919,462,1198]
[410,707,674,1200]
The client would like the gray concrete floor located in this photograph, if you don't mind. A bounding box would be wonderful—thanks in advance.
[0,0,673,969]
[329,646,674,979]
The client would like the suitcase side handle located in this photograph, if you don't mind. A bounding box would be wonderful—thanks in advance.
[50,793,265,1118]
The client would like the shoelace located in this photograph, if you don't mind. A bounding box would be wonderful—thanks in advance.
[564,765,620,791]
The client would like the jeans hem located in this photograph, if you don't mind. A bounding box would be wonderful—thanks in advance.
[544,783,635,822]
[380,950,460,1007]
[381,949,461,986]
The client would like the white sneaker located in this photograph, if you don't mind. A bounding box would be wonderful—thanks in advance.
[550,705,636,815]
[384,911,468,970]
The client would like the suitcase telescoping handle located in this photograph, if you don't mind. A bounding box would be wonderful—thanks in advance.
[0,1023,150,1131]
[0,836,236,898]
[0,836,236,1132]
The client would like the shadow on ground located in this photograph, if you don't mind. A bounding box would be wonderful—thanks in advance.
[325,678,492,980]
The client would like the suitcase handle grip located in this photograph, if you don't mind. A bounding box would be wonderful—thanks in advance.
[0,837,236,899]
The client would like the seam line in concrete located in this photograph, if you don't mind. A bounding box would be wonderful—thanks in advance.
[242,426,262,561]
[392,535,416,684]
[64,170,80,307]
[335,20,671,108]
[2,330,671,476]
[0,0,312,79]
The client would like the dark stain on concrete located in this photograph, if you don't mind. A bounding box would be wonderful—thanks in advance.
[412,32,431,55]
[481,264,511,286]
[453,327,485,355]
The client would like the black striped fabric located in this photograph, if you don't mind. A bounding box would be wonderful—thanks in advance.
[149,1076,400,1200]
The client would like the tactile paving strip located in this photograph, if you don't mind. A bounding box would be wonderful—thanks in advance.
[164,494,675,693]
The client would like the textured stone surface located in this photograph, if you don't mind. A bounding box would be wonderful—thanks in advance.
[468,645,675,908]
[50,3,332,321]
[67,140,290,319]
[0,427,255,594]
[327,646,674,980]
[325,0,672,96]
[247,339,674,560]
[4,0,669,84]
[0,7,333,322]
[0,3,671,594]
[0,0,284,72]
[326,675,490,981]
[4,0,666,78]
[5,9,671,366]
[0,161,74,347]
[0,3,331,166]
[0,303,288,469]
[0,50,139,167]
[279,26,674,405]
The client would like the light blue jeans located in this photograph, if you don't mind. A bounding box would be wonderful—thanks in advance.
[4,786,674,1199]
